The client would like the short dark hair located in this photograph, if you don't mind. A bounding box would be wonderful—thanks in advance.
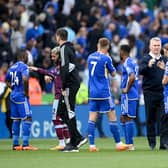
[120,45,131,54]
[16,49,27,61]
[56,28,68,41]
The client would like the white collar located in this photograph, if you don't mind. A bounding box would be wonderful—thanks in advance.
[149,51,161,60]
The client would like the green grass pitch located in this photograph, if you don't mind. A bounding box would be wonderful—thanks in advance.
[0,137,167,168]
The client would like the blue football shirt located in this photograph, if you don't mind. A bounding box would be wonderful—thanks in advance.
[164,62,168,92]
[87,51,116,99]
[121,57,139,99]
[6,61,29,102]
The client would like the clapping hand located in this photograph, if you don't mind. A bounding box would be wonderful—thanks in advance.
[157,60,165,70]
[148,58,156,67]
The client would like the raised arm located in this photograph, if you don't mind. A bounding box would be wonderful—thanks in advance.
[29,66,55,79]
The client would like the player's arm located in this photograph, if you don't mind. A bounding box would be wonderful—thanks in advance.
[111,70,116,77]
[107,56,116,77]
[122,73,135,93]
[29,66,55,79]
[22,66,29,98]
[23,75,29,98]
[162,75,168,85]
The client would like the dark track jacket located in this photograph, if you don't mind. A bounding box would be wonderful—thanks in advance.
[139,54,167,93]
[59,42,80,90]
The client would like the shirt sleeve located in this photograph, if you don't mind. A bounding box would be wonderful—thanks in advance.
[106,56,116,73]
[37,68,55,79]
[60,45,70,89]
[22,64,29,78]
[125,61,135,76]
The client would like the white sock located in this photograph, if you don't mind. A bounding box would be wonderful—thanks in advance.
[90,145,96,148]
[66,138,70,144]
[116,141,123,147]
[59,139,65,146]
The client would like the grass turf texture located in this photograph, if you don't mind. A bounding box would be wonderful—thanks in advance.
[0,137,167,168]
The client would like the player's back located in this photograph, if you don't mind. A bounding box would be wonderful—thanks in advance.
[87,51,115,99]
[6,61,28,102]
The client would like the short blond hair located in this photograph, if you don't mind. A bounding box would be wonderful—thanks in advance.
[98,38,110,49]
[51,46,60,54]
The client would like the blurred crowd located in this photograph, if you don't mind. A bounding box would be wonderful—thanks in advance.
[0,0,168,105]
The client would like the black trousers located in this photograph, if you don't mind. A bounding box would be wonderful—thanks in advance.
[5,110,12,138]
[57,86,82,147]
[143,91,165,146]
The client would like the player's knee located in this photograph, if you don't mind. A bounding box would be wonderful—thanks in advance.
[12,119,21,135]
[89,112,98,122]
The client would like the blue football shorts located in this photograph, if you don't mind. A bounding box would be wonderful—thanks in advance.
[10,97,32,119]
[121,94,138,118]
[89,97,115,113]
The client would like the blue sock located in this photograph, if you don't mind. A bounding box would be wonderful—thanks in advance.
[12,120,21,146]
[22,120,31,146]
[109,121,120,143]
[88,121,96,145]
[121,122,128,144]
[125,121,134,144]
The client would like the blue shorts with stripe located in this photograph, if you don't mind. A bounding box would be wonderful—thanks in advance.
[89,97,115,113]
[121,94,138,118]
[10,97,32,119]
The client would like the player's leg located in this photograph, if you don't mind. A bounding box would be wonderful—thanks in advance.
[19,99,38,150]
[50,99,66,150]
[88,100,99,152]
[22,117,32,147]
[120,94,128,143]
[12,119,21,150]
[108,110,121,143]
[105,98,129,151]
[96,113,106,138]
[10,100,22,150]
[103,98,120,143]
[120,95,137,150]
[51,116,69,150]
[125,100,137,145]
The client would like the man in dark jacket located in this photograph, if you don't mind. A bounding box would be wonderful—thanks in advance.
[55,28,87,152]
[139,37,167,150]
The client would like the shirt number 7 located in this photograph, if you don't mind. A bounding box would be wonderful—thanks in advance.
[90,61,97,76]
